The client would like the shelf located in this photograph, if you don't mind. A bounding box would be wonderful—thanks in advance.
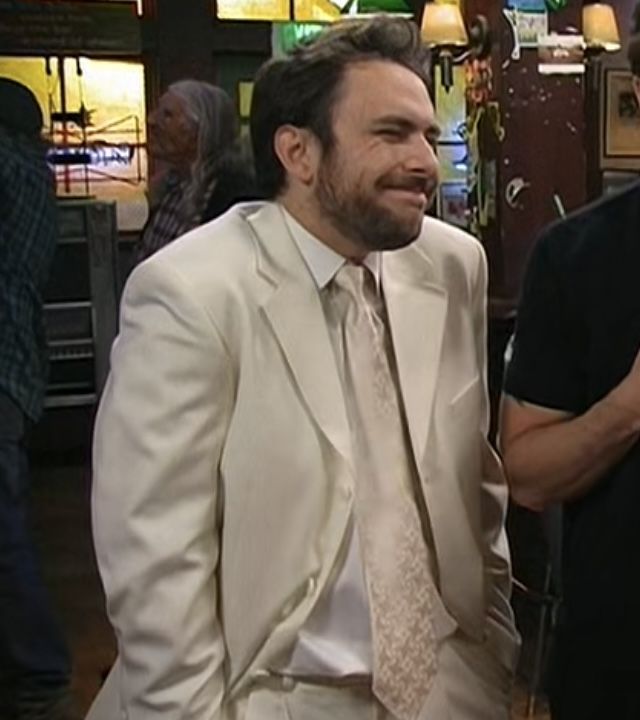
[44,199,119,412]
[44,393,97,409]
[44,300,92,311]
[49,350,95,362]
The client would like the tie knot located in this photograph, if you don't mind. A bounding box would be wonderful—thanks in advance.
[332,263,375,306]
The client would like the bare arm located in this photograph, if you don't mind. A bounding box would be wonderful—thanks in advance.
[499,350,640,510]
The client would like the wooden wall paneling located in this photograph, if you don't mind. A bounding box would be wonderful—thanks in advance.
[462,0,507,306]
[142,0,216,92]
[498,5,586,305]
[460,1,588,442]
[463,1,587,311]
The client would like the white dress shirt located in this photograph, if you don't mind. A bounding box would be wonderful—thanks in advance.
[276,205,454,678]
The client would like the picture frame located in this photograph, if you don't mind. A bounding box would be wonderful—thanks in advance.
[503,8,549,49]
[438,181,469,229]
[601,68,640,170]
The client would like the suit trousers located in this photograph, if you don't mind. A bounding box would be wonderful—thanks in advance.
[237,630,513,720]
[0,392,71,717]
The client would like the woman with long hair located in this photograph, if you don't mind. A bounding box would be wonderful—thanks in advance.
[136,80,257,262]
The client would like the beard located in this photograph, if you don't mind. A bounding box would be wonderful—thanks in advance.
[315,152,437,253]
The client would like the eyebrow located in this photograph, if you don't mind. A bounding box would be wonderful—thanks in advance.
[371,115,442,141]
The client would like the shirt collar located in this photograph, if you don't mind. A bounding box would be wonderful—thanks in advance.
[280,204,381,292]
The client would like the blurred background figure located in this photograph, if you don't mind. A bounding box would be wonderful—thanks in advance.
[0,78,77,720]
[135,79,258,262]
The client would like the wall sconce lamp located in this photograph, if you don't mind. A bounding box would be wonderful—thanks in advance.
[582,2,620,95]
[421,1,491,92]
[582,2,621,56]
[581,3,620,200]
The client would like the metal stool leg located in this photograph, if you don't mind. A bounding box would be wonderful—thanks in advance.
[525,562,553,717]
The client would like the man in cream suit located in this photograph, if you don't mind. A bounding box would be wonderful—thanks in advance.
[88,16,518,720]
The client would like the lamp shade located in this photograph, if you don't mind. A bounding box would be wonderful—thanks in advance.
[421,3,468,48]
[583,3,621,52]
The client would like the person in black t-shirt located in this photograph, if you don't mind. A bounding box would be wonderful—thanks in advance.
[499,9,640,719]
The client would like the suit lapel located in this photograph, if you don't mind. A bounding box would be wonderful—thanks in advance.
[245,203,448,474]
[247,203,353,469]
[382,245,448,471]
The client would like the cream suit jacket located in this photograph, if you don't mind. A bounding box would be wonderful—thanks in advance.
[88,202,518,720]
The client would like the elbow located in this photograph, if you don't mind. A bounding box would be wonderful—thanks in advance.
[502,455,549,512]
[508,482,547,512]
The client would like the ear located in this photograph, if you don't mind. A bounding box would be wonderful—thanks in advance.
[273,125,320,187]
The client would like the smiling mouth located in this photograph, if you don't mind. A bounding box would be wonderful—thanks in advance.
[385,187,428,205]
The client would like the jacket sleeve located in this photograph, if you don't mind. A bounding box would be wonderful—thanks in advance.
[92,257,234,719]
[471,243,520,672]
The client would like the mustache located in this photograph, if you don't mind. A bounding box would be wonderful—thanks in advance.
[378,174,438,196]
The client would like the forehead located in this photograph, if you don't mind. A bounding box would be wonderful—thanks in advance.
[334,60,435,127]
[158,91,188,115]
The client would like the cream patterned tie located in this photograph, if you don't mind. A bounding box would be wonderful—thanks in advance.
[330,263,438,720]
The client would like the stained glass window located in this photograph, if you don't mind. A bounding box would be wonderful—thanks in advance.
[0,56,147,230]
[216,0,290,21]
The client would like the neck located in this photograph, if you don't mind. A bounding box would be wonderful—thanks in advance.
[278,193,367,262]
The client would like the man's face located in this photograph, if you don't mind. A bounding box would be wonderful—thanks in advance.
[147,91,198,169]
[314,60,440,253]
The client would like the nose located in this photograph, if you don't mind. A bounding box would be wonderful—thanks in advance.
[408,134,439,176]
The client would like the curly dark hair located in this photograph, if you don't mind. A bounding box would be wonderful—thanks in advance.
[249,15,431,199]
[629,2,640,76]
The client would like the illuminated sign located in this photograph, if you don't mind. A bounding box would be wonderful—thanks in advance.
[48,144,136,168]
[274,22,324,54]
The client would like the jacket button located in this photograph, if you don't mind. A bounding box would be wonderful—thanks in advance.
[281,676,295,691]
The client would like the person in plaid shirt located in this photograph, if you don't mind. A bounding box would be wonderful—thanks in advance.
[0,78,76,720]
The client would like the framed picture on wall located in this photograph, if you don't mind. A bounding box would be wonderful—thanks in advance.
[601,68,640,170]
[438,181,468,229]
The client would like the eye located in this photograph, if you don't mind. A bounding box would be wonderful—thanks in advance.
[424,130,441,148]
[376,127,405,141]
